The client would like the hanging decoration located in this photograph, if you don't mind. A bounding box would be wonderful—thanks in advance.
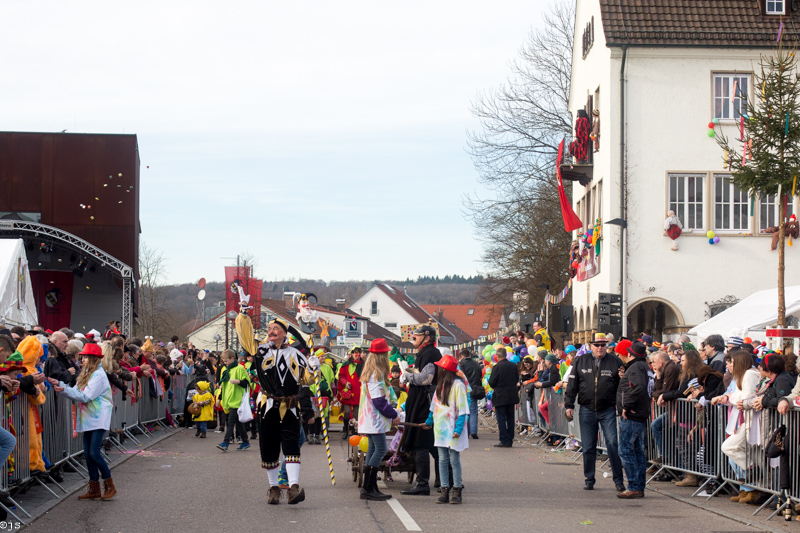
[556,139,584,233]
[664,210,683,251]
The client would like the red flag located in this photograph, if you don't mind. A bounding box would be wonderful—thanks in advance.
[556,139,583,232]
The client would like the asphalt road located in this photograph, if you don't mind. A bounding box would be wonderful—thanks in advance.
[24,427,783,533]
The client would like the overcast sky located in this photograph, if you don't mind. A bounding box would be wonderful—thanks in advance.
[3,1,548,284]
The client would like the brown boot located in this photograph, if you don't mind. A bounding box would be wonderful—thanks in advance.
[78,481,101,500]
[101,478,117,501]
[730,491,743,502]
[267,486,282,505]
[287,484,305,504]
[738,490,757,504]
[674,474,699,487]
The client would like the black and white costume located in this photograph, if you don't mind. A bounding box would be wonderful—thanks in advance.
[254,340,315,486]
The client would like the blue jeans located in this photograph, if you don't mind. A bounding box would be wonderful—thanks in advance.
[494,404,515,446]
[651,413,665,457]
[618,418,647,491]
[0,427,15,466]
[365,433,387,468]
[468,397,478,436]
[196,421,207,434]
[729,459,754,492]
[437,447,462,488]
[578,406,623,486]
[83,429,111,481]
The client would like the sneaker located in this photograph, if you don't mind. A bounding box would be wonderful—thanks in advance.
[216,442,229,452]
[214,429,222,433]
[200,433,207,439]
[237,443,251,451]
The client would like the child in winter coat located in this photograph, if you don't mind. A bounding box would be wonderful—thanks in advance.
[192,381,214,438]
[424,353,469,505]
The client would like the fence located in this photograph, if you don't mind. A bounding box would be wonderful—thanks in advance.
[0,373,184,524]
[513,385,800,520]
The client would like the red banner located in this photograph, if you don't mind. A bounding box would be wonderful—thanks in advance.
[30,270,74,332]
[224,266,262,328]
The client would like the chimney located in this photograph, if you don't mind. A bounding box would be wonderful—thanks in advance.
[335,298,346,311]
[283,291,296,308]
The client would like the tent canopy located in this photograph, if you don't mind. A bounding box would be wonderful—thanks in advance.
[688,285,800,342]
[0,239,38,327]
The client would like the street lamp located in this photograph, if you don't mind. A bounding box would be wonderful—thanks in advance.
[213,333,222,352]
[225,311,238,350]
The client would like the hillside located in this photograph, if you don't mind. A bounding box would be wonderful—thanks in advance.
[157,276,482,335]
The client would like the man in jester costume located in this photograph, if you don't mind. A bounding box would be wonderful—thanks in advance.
[253,318,320,505]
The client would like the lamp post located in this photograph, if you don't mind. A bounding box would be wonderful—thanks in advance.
[213,333,221,352]
[226,311,238,351]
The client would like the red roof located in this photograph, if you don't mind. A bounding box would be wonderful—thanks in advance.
[421,304,505,340]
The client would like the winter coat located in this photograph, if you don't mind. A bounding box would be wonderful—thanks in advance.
[565,352,623,412]
[616,358,651,423]
[458,357,484,400]
[488,358,520,407]
[402,343,441,452]
[651,360,680,400]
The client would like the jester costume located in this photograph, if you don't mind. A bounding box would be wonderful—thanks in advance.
[253,321,316,504]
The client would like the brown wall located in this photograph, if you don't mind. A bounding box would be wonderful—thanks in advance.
[0,132,140,280]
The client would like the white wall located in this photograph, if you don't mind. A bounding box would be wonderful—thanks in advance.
[350,285,417,335]
[569,0,800,333]
[187,315,228,352]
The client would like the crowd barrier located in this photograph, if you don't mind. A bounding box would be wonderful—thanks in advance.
[0,372,186,524]
[514,385,800,520]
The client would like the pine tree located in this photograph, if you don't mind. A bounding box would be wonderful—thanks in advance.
[715,45,800,327]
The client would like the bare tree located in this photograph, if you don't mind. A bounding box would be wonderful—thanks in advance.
[464,0,575,310]
[135,242,173,339]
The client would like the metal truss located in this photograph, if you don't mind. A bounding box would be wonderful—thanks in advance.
[0,220,135,336]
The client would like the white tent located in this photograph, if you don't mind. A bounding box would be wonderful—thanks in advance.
[0,239,38,327]
[688,285,800,342]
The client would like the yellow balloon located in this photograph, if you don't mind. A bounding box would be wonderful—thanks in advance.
[359,436,369,453]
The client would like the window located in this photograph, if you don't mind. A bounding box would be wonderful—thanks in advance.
[385,322,397,329]
[713,73,750,120]
[467,308,475,315]
[766,0,785,15]
[596,180,603,221]
[481,322,489,329]
[759,194,795,232]
[714,175,750,231]
[668,174,705,230]
[370,301,378,315]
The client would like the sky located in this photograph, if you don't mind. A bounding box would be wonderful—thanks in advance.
[2,1,550,284]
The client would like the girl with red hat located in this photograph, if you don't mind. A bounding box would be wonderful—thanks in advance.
[47,341,117,501]
[357,339,400,501]
[423,353,469,505]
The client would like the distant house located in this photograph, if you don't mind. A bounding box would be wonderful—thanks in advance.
[421,305,507,340]
[351,283,474,346]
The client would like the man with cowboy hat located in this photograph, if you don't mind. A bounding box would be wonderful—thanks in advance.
[565,332,625,492]
[252,318,320,505]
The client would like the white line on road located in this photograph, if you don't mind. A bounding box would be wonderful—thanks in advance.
[377,480,422,531]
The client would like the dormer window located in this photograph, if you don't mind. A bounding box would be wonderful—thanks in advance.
[766,0,786,14]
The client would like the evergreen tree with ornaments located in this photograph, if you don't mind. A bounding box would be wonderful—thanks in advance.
[714,42,800,327]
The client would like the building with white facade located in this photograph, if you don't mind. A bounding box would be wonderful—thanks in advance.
[350,283,473,346]
[566,0,800,343]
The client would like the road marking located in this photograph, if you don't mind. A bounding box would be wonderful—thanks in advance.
[377,480,422,531]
